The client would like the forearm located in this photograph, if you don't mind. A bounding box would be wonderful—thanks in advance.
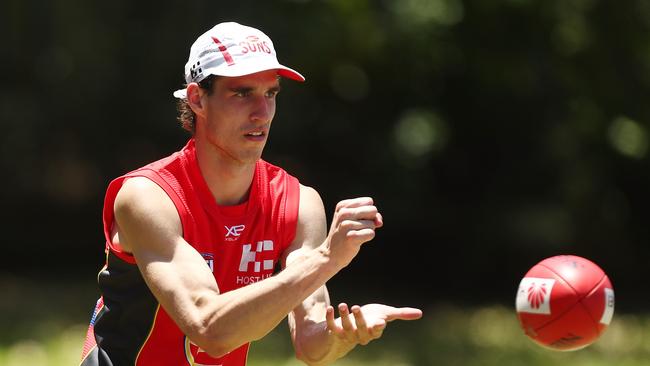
[196,246,338,356]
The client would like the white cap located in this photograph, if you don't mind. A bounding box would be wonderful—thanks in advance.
[173,22,305,99]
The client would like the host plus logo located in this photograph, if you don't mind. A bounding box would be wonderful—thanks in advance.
[239,240,274,272]
[237,240,275,286]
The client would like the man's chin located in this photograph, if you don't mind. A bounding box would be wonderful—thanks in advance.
[240,152,264,165]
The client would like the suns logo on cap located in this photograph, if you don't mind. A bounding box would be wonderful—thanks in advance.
[240,35,271,54]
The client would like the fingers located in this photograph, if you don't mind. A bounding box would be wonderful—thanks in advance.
[325,305,337,332]
[385,307,424,322]
[350,305,367,332]
[324,303,423,349]
[335,197,374,211]
[326,303,385,346]
[351,305,372,345]
[328,198,383,252]
[333,202,381,234]
[338,303,356,343]
[336,205,380,222]
[374,212,384,228]
[339,303,353,331]
[338,220,376,231]
[334,198,381,227]
[339,220,377,241]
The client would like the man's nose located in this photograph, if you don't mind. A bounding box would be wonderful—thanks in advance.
[250,96,274,122]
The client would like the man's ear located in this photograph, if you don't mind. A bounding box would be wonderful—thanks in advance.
[186,83,206,119]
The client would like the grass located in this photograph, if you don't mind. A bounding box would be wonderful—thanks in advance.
[1,276,649,366]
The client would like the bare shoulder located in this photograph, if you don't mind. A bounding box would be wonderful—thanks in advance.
[298,184,326,221]
[115,177,175,218]
[113,176,182,253]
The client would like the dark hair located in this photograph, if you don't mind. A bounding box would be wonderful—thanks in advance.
[176,75,218,134]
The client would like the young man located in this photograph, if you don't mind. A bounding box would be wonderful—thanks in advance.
[80,22,422,366]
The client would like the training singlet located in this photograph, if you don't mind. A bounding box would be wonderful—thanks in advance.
[80,138,300,366]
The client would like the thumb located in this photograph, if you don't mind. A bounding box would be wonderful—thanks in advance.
[386,307,423,322]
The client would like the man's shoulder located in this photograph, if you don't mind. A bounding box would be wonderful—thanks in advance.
[258,158,299,181]
[258,158,285,172]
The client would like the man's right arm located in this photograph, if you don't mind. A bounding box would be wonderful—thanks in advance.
[112,177,378,358]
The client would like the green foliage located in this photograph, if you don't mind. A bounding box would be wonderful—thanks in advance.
[0,277,647,366]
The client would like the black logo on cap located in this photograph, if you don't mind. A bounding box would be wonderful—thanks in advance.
[190,61,202,80]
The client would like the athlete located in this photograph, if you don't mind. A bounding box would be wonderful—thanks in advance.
[80,22,422,366]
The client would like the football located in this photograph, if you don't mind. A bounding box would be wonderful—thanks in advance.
[515,254,615,351]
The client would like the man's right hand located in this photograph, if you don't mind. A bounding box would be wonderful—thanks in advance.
[324,197,383,268]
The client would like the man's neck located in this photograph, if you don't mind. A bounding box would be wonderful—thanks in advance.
[194,138,257,206]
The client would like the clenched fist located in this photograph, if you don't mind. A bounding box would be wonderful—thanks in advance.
[325,197,383,268]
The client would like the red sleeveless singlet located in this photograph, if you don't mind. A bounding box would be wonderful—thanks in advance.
[81,139,300,366]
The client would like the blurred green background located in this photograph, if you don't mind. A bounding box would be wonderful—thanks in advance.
[2,0,650,364]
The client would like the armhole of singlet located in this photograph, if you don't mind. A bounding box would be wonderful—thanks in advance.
[102,170,189,264]
[103,176,135,264]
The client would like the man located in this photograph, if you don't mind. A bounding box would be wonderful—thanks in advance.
[80,22,422,366]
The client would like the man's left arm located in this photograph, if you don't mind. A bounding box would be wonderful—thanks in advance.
[283,185,422,366]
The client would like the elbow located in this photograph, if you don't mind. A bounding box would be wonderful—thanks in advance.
[199,341,234,359]
[186,324,243,359]
[180,292,257,358]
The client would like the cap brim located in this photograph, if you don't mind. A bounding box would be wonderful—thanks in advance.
[209,63,305,82]
[277,66,306,82]
[173,89,187,99]
[172,64,304,99]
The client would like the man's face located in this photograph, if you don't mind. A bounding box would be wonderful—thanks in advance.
[197,70,281,165]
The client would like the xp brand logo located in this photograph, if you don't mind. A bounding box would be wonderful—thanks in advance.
[516,277,555,315]
[239,240,274,272]
[225,224,245,241]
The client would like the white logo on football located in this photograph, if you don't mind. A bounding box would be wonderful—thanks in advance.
[516,277,555,315]
[600,288,615,325]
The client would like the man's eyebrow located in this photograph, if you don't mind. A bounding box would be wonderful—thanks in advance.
[227,84,281,93]
[228,86,254,93]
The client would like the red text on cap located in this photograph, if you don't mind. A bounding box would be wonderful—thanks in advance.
[240,35,271,54]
